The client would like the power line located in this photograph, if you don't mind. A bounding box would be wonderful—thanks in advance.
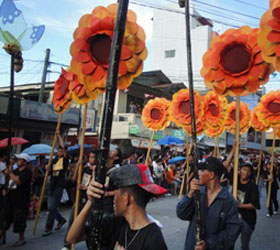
[130,1,240,28]
[229,0,267,10]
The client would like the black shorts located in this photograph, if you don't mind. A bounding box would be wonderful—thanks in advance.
[5,205,29,233]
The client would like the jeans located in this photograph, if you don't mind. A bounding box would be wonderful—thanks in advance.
[241,219,253,250]
[268,187,279,216]
[45,187,65,230]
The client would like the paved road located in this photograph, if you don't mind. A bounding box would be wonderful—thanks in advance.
[2,188,280,250]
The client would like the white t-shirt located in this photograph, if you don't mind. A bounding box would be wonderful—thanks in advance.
[0,161,6,185]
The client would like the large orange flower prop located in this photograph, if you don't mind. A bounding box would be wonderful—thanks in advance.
[183,117,205,136]
[205,126,225,138]
[256,90,280,127]
[70,4,147,92]
[251,107,270,132]
[258,1,280,71]
[276,126,280,138]
[141,98,170,131]
[225,101,251,134]
[204,91,228,130]
[53,68,73,113]
[169,89,204,128]
[201,26,274,97]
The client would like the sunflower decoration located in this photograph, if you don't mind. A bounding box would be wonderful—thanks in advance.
[204,91,229,131]
[53,68,73,113]
[225,101,251,134]
[276,126,280,138]
[169,89,204,128]
[70,3,147,94]
[183,116,205,136]
[258,0,280,72]
[256,90,280,127]
[141,98,170,131]
[205,126,226,138]
[251,106,270,132]
[201,26,274,97]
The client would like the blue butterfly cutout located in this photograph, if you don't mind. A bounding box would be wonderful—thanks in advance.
[0,0,45,51]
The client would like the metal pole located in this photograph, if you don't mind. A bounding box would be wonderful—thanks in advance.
[88,1,129,249]
[38,48,50,103]
[183,0,201,242]
[7,54,15,160]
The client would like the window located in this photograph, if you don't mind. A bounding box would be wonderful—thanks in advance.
[164,50,176,58]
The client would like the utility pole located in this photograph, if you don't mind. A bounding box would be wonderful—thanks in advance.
[38,48,50,102]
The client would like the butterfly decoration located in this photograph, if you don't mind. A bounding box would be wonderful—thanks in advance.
[0,0,45,72]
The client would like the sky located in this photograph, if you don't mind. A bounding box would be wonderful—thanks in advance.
[0,0,276,91]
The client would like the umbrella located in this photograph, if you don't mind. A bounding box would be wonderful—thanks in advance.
[157,136,184,145]
[169,156,185,164]
[22,144,56,155]
[67,144,92,155]
[0,137,29,148]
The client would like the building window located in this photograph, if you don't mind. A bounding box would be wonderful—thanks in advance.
[164,50,176,58]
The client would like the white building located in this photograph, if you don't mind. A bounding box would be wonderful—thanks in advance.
[150,5,214,92]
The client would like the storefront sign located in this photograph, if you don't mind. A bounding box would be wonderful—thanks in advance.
[20,100,80,125]
[129,124,139,135]
[171,129,185,141]
[131,139,161,150]
[0,96,9,115]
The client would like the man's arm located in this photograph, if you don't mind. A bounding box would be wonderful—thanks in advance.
[176,178,199,221]
[5,169,21,185]
[56,131,67,157]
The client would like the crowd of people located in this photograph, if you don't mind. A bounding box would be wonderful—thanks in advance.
[0,135,279,249]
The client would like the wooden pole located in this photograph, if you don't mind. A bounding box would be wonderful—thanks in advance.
[74,104,87,218]
[216,136,220,158]
[256,131,264,185]
[233,96,240,199]
[71,104,87,250]
[266,129,276,208]
[33,113,63,235]
[178,135,189,199]
[145,131,155,165]
[186,143,193,193]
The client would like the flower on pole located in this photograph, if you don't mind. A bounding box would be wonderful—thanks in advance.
[53,68,73,113]
[225,101,251,134]
[201,26,274,97]
[141,98,170,131]
[70,3,147,93]
[169,89,204,128]
[251,106,270,132]
[257,90,280,127]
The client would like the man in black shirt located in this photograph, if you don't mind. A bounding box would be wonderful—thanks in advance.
[67,164,168,250]
[237,162,260,250]
[43,131,68,236]
[1,153,32,247]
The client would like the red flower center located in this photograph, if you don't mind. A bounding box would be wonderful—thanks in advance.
[267,101,280,114]
[209,103,219,117]
[88,34,111,64]
[230,109,244,121]
[220,44,252,75]
[150,108,162,120]
[180,100,190,115]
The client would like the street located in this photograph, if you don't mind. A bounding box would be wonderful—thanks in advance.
[2,188,280,250]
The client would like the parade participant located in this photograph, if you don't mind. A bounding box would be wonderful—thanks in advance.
[42,131,68,237]
[67,164,168,250]
[177,157,241,250]
[0,152,7,208]
[166,164,181,195]
[61,150,97,250]
[0,153,32,247]
[264,162,279,217]
[236,162,260,250]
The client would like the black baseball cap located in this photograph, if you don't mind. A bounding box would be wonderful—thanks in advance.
[110,164,167,195]
[198,157,225,179]
[240,161,253,171]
